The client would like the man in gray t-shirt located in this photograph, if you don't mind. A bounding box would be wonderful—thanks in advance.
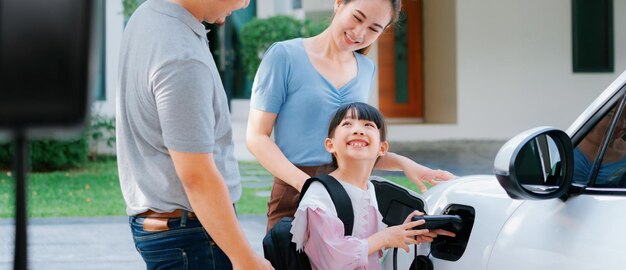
[116,0,272,269]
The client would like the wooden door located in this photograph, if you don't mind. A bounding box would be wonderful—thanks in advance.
[378,0,423,118]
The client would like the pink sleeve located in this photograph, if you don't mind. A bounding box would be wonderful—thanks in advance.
[302,208,369,269]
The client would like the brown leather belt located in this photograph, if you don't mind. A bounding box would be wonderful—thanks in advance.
[137,209,196,219]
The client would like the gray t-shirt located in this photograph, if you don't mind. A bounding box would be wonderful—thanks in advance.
[116,0,241,216]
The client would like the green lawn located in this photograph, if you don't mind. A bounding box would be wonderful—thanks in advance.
[0,158,126,218]
[0,159,421,218]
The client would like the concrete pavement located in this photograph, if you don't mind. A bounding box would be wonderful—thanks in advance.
[0,215,267,270]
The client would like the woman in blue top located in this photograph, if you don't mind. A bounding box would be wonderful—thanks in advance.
[574,104,626,186]
[247,0,455,229]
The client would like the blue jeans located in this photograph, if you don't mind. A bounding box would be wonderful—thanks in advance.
[130,214,232,270]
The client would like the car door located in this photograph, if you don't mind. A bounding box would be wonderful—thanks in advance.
[487,90,626,269]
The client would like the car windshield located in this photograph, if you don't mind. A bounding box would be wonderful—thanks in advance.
[573,94,626,188]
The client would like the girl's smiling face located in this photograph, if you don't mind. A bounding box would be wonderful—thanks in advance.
[326,108,388,162]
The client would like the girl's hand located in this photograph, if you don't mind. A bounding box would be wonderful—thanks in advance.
[432,229,457,238]
[380,222,426,252]
[380,210,436,252]
[368,211,450,254]
[404,211,457,241]
[402,210,441,243]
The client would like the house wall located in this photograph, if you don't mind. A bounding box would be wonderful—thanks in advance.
[257,0,304,19]
[423,0,456,124]
[101,0,626,142]
[388,0,626,141]
[303,0,334,11]
[302,0,334,22]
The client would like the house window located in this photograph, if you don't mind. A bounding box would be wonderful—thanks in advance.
[94,0,107,101]
[572,0,613,72]
[292,0,302,9]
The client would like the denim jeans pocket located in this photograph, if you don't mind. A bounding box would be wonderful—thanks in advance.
[139,247,187,269]
[136,237,231,270]
[130,216,232,270]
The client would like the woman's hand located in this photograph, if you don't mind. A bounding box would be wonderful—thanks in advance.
[404,165,456,193]
[375,152,456,192]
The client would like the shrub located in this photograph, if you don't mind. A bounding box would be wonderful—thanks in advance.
[0,136,87,172]
[0,142,10,168]
[29,139,88,171]
[304,19,329,37]
[122,0,145,18]
[240,15,328,79]
[0,114,116,171]
[87,115,116,160]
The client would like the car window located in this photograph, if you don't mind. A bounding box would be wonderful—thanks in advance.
[573,95,626,188]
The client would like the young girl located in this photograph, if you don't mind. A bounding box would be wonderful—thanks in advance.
[290,102,453,270]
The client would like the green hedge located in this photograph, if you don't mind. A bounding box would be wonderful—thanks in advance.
[240,15,327,79]
[0,115,115,171]
[0,143,10,168]
[0,138,87,171]
[122,0,145,18]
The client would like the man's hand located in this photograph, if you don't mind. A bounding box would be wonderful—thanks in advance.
[233,254,274,270]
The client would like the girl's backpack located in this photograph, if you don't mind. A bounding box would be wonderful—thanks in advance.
[262,174,354,270]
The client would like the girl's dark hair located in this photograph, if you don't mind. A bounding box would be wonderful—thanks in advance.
[350,0,403,55]
[326,102,388,169]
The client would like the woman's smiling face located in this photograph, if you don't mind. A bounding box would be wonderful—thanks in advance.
[329,0,393,52]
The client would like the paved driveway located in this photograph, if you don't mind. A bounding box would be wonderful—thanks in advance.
[0,215,267,270]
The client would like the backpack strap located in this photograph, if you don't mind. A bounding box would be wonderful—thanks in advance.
[299,174,354,236]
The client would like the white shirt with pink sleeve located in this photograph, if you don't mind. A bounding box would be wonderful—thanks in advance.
[290,180,387,270]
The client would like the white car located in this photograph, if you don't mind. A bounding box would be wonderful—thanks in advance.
[384,70,626,270]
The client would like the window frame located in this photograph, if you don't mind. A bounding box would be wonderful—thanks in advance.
[575,87,626,195]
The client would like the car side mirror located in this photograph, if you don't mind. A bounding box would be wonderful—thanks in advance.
[494,127,574,200]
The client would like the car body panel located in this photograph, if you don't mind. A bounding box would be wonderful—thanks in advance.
[414,176,523,269]
[487,195,626,269]
[407,178,626,270]
[385,71,626,270]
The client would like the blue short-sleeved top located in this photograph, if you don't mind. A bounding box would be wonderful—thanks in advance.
[573,147,626,185]
[251,38,376,166]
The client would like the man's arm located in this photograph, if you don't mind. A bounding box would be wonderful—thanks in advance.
[170,150,273,270]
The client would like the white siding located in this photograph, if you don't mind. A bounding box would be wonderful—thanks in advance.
[389,0,626,141]
[102,0,626,142]
[257,0,304,18]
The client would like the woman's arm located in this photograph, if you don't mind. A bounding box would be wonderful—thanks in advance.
[246,108,311,191]
[375,152,456,192]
